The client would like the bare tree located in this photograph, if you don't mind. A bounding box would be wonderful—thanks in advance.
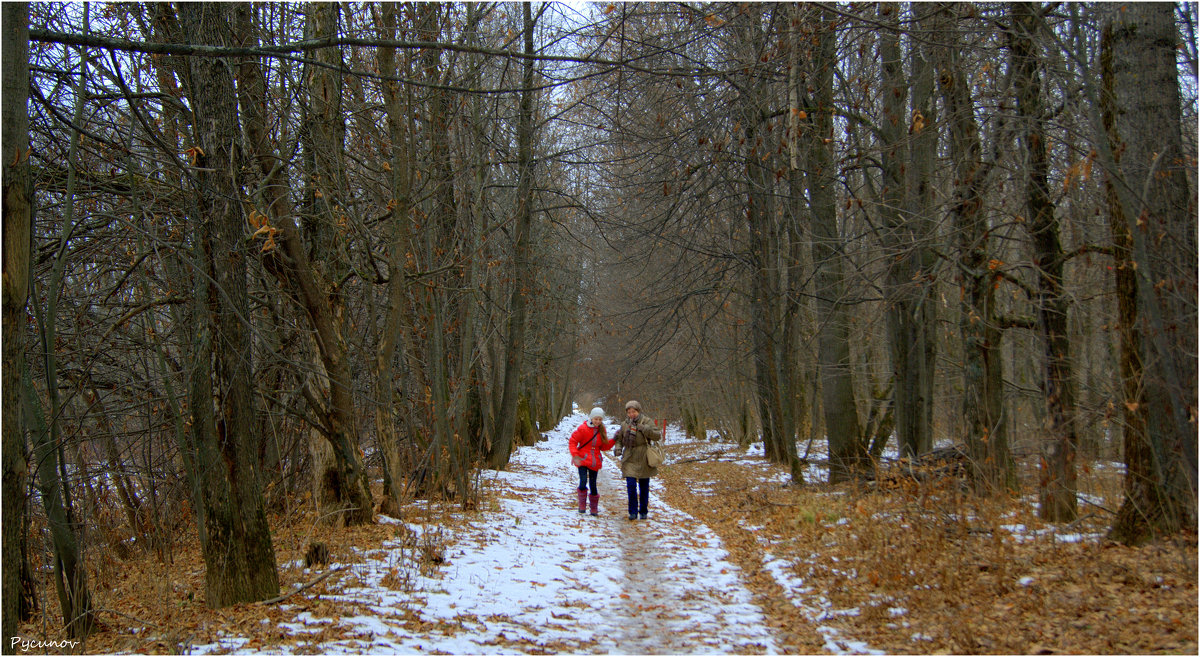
[931,3,1015,493]
[24,4,95,634]
[176,0,279,607]
[3,2,34,639]
[1008,2,1080,522]
[1099,2,1198,543]
[370,1,415,517]
[806,6,867,483]
[492,2,539,469]
[878,3,938,460]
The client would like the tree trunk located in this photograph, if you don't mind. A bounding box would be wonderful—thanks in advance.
[744,92,785,466]
[785,8,815,476]
[372,1,414,518]
[26,7,94,633]
[3,1,33,639]
[809,7,865,483]
[235,3,374,525]
[304,2,374,524]
[933,3,1014,494]
[905,3,939,460]
[880,3,937,460]
[740,2,798,477]
[491,3,537,469]
[20,369,93,636]
[1100,3,1199,543]
[1010,3,1079,522]
[177,1,279,607]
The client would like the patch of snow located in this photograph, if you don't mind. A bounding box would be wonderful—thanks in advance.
[192,410,783,655]
[1054,532,1104,544]
[756,538,880,654]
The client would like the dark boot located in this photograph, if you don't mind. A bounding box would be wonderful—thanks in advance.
[588,494,599,516]
[576,488,587,513]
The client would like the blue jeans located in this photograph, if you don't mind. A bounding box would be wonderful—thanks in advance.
[625,477,649,516]
[578,466,598,495]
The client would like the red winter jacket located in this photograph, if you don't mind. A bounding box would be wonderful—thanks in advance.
[569,421,615,471]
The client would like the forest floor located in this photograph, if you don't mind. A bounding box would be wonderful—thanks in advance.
[15,410,1197,655]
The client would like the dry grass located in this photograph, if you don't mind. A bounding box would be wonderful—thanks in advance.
[658,442,1198,655]
[14,447,1197,655]
[15,482,461,655]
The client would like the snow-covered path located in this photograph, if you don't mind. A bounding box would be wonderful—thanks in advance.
[194,410,779,654]
[480,413,779,654]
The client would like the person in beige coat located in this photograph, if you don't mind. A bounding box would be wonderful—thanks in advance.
[613,400,660,520]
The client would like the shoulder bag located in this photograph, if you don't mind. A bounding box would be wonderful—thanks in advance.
[645,437,664,468]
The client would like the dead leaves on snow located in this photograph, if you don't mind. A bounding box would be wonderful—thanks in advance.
[657,440,1198,655]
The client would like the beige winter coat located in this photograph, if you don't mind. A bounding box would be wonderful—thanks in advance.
[613,414,661,479]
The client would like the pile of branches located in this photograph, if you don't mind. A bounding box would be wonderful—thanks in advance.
[867,446,972,489]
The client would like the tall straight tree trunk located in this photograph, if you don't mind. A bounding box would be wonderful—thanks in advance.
[1100,3,1199,543]
[879,3,937,460]
[176,1,279,607]
[808,7,865,483]
[878,4,915,460]
[372,1,414,517]
[906,3,940,460]
[784,3,814,479]
[492,3,537,469]
[1010,3,1079,522]
[743,95,786,465]
[454,1,492,493]
[739,2,796,474]
[933,3,1014,494]
[3,2,34,638]
[305,1,374,523]
[407,1,459,491]
[228,4,282,485]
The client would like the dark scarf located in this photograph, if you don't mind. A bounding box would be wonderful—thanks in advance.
[621,416,640,449]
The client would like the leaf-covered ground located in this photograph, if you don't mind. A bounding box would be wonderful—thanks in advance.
[657,439,1197,654]
[15,412,1197,655]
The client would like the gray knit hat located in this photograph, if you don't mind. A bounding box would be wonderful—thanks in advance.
[625,400,642,411]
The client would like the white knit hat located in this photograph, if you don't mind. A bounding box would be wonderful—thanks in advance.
[589,407,605,420]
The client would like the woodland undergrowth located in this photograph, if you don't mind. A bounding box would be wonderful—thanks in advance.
[14,439,1198,655]
[16,483,463,655]
[658,440,1198,655]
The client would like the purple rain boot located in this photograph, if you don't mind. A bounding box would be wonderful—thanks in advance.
[588,494,599,516]
[577,488,587,513]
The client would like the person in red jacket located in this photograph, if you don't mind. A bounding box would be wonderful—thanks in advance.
[569,407,615,515]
